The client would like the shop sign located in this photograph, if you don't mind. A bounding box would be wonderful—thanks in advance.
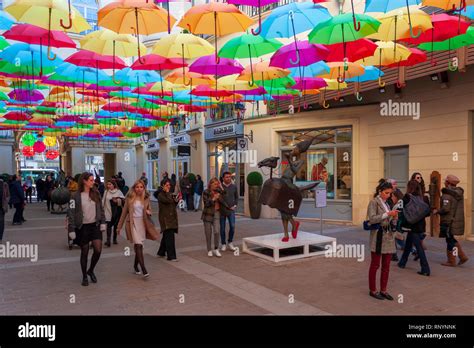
[170,134,190,146]
[178,145,191,157]
[205,122,244,141]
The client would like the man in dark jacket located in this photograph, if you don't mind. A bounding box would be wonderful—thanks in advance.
[193,175,204,212]
[0,176,10,241]
[156,179,180,261]
[219,172,239,252]
[35,176,45,202]
[434,174,468,267]
[9,175,25,225]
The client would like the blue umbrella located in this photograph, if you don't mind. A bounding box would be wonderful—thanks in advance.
[0,10,15,30]
[346,66,384,82]
[115,68,162,87]
[457,5,474,19]
[289,61,330,78]
[260,2,331,39]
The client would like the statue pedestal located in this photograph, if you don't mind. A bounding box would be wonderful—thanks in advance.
[243,232,336,263]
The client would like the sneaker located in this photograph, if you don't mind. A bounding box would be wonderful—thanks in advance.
[221,244,227,252]
[208,251,213,257]
[228,242,236,251]
[213,249,222,257]
[169,259,178,262]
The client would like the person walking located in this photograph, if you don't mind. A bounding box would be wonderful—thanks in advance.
[117,180,159,277]
[193,175,204,212]
[0,176,10,242]
[102,179,125,247]
[140,172,148,188]
[433,175,469,267]
[397,180,431,276]
[157,179,180,261]
[220,172,238,252]
[367,180,398,300]
[24,176,33,203]
[410,172,429,260]
[116,172,126,193]
[202,178,229,257]
[44,175,55,212]
[160,172,169,186]
[170,174,177,195]
[9,175,25,226]
[67,172,106,286]
[179,174,189,212]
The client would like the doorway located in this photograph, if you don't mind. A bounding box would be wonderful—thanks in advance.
[104,153,116,181]
[384,146,409,192]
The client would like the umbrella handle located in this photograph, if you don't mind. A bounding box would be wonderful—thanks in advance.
[343,58,349,71]
[355,92,363,101]
[350,0,360,31]
[409,25,422,39]
[47,46,56,61]
[337,75,345,83]
[396,80,405,89]
[448,58,458,71]
[322,99,330,109]
[452,0,466,11]
[251,6,262,36]
[60,0,73,30]
[333,90,341,101]
[289,49,300,66]
[378,77,386,87]
[112,71,121,85]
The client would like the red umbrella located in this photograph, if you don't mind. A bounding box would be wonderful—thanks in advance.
[324,39,378,62]
[190,85,234,98]
[176,104,207,113]
[65,50,127,69]
[4,23,76,62]
[4,111,32,121]
[130,54,186,71]
[387,48,427,88]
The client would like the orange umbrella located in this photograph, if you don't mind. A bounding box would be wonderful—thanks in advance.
[98,0,176,63]
[177,2,253,61]
[166,68,215,86]
[237,61,290,85]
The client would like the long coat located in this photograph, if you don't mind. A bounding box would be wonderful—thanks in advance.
[439,186,464,236]
[158,190,179,232]
[117,196,159,243]
[367,197,396,254]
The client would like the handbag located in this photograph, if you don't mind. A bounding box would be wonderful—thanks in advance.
[363,220,381,231]
[403,194,430,224]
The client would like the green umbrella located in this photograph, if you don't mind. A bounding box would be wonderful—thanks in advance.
[0,60,55,76]
[0,91,9,101]
[123,132,141,138]
[98,118,121,126]
[418,27,474,71]
[309,13,381,45]
[255,76,296,90]
[0,37,10,51]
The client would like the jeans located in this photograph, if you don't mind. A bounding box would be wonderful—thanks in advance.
[369,252,391,293]
[13,203,23,224]
[220,210,235,245]
[398,232,430,274]
[157,229,177,260]
[0,211,4,240]
[181,193,188,211]
[193,194,201,211]
[204,211,220,251]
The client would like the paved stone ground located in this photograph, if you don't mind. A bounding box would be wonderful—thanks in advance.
[1,202,473,315]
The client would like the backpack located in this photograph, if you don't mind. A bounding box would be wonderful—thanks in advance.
[403,194,430,224]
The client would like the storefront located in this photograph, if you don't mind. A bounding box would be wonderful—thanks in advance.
[145,140,160,190]
[205,120,245,213]
[279,126,353,220]
[170,133,191,177]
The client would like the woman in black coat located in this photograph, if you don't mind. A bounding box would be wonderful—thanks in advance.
[156,179,180,261]
[9,175,25,225]
[397,180,431,276]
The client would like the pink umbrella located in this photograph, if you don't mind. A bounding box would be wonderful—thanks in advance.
[131,54,186,71]
[189,55,244,76]
[190,85,235,98]
[293,77,327,91]
[9,89,44,102]
[234,86,267,95]
[270,40,329,69]
[227,0,279,35]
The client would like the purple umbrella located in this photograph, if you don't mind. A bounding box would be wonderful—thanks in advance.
[227,0,279,35]
[270,40,329,69]
[293,77,327,91]
[189,55,244,77]
[8,89,44,102]
[234,86,267,95]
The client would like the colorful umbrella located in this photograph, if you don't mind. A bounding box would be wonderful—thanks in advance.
[270,40,329,70]
[324,39,377,62]
[189,55,244,77]
[422,0,474,11]
[227,0,279,35]
[0,10,15,30]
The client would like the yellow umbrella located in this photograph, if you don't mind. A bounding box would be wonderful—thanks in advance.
[177,2,253,61]
[98,0,176,63]
[318,62,365,83]
[323,79,348,90]
[368,7,432,41]
[216,74,259,91]
[166,67,215,86]
[149,80,187,93]
[5,0,90,33]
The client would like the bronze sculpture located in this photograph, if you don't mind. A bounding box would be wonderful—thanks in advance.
[258,138,319,242]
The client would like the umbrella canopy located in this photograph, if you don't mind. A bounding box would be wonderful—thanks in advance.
[365,0,421,12]
[270,41,330,69]
[386,48,427,67]
[418,26,474,50]
[130,54,186,71]
[422,0,474,11]
[292,77,327,91]
[346,66,385,82]
[238,62,290,82]
[218,34,282,59]
[318,62,365,82]
[80,29,146,58]
[4,23,76,48]
[189,55,244,76]
[152,33,214,59]
[357,41,412,66]
[324,39,377,62]
[65,50,127,70]
[0,10,15,30]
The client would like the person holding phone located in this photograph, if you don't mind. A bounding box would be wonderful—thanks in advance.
[156,179,180,261]
[366,180,398,300]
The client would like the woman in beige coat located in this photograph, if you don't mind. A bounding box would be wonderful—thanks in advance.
[367,180,398,301]
[117,179,159,278]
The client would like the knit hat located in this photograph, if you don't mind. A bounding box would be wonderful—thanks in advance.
[445,174,460,186]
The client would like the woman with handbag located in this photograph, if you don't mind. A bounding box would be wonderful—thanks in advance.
[366,180,398,300]
[102,179,125,247]
[157,179,180,261]
[67,172,106,286]
[117,179,159,277]
[397,180,431,276]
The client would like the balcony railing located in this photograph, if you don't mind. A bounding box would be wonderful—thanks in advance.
[237,0,292,18]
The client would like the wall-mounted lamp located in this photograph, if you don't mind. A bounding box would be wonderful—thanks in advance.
[244,130,254,143]
[191,139,198,150]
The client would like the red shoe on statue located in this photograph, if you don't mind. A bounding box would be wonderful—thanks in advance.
[292,221,300,239]
[281,236,289,242]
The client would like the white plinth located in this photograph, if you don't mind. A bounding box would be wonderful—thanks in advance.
[242,231,336,263]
